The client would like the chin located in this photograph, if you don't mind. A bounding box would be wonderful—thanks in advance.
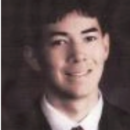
[66,83,99,98]
[60,86,91,100]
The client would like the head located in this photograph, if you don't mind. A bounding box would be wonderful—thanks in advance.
[24,0,110,100]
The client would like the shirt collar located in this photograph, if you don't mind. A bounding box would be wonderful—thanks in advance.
[80,95,103,130]
[41,94,103,130]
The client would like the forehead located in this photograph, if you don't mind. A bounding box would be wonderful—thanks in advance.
[44,11,102,34]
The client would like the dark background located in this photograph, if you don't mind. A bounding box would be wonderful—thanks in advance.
[2,0,130,121]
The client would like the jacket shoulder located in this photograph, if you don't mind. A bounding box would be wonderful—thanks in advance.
[106,101,130,120]
[99,99,130,130]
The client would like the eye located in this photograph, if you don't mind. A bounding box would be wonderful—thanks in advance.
[84,36,97,43]
[50,39,68,47]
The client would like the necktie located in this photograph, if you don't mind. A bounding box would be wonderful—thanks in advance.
[71,126,84,130]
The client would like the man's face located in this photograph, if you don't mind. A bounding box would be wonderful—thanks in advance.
[41,11,109,98]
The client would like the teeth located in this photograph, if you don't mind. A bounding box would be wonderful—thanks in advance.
[69,72,85,76]
[66,69,92,77]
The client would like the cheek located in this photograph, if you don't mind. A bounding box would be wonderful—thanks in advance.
[44,49,67,70]
[91,45,106,63]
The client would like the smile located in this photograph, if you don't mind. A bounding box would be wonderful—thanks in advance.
[65,69,92,77]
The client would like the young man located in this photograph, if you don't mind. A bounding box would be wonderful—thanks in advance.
[8,0,130,130]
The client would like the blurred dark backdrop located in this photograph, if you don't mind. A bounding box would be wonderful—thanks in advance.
[2,0,130,121]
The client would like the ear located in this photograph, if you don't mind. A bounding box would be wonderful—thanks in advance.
[23,45,41,71]
[103,33,110,61]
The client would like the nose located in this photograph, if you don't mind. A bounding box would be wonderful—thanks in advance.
[67,43,87,64]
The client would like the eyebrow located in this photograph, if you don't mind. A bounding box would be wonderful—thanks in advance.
[49,27,98,37]
[81,27,98,34]
[50,32,68,37]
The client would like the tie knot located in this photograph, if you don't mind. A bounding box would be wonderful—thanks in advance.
[71,126,84,130]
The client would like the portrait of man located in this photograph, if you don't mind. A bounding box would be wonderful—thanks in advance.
[2,0,130,130]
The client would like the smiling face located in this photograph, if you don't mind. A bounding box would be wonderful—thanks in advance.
[41,11,109,99]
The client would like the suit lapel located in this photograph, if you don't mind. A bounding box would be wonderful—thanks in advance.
[36,99,122,130]
[33,100,52,130]
[99,100,123,130]
[34,98,128,130]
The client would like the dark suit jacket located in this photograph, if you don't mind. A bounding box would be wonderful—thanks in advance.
[3,99,130,130]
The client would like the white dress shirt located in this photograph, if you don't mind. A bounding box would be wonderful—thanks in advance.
[41,95,103,130]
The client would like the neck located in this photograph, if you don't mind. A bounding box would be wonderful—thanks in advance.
[46,90,99,121]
